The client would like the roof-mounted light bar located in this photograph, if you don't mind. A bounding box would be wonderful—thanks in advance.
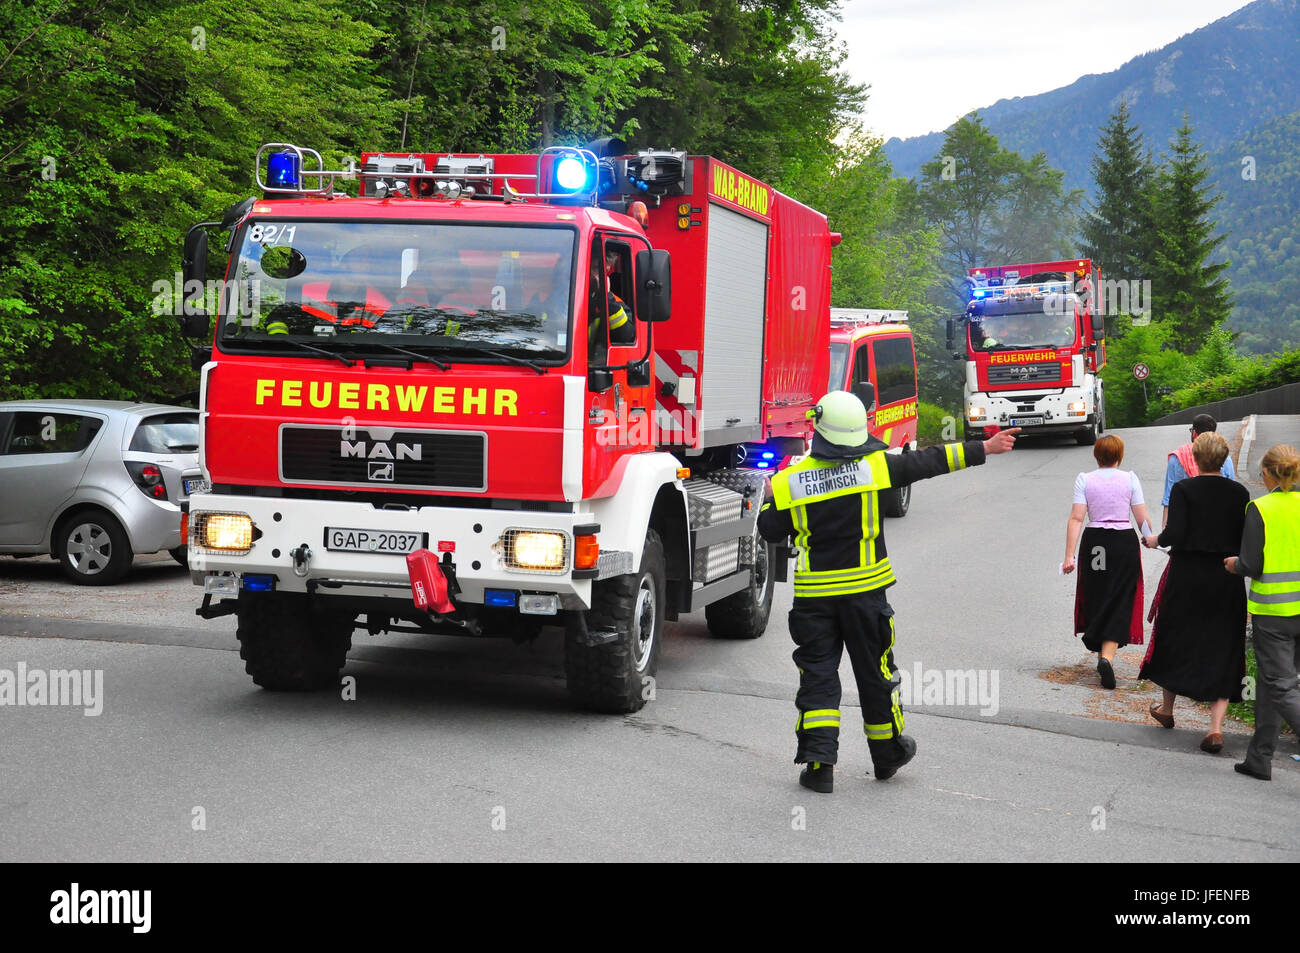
[829,309,910,327]
[254,142,540,199]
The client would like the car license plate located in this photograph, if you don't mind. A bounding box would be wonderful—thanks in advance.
[1010,416,1043,427]
[325,527,426,555]
[183,478,204,494]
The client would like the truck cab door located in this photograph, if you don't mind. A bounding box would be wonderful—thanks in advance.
[585,236,652,483]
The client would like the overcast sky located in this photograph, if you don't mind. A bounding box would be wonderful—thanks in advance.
[838,0,1252,142]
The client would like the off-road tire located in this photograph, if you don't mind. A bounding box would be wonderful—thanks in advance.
[1076,414,1100,446]
[236,592,354,690]
[882,481,911,518]
[566,529,665,713]
[55,509,132,586]
[706,532,775,639]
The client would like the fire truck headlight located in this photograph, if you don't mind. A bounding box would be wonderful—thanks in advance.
[1067,400,1087,416]
[967,406,986,422]
[193,512,256,553]
[500,530,569,572]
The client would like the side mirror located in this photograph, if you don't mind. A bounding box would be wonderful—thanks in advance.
[634,249,671,322]
[180,312,210,338]
[182,225,208,290]
[627,358,651,388]
[1091,313,1106,340]
[221,197,255,230]
[190,347,212,371]
[588,367,614,393]
[854,381,876,411]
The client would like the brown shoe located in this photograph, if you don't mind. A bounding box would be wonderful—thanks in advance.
[1200,732,1223,754]
[1149,703,1175,729]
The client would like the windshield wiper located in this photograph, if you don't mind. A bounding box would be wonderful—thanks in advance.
[344,341,449,370]
[431,344,547,374]
[249,336,355,367]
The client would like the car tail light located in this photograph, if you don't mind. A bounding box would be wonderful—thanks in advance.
[125,462,168,499]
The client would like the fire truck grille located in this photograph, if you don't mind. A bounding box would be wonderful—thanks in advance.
[987,362,1060,385]
[279,426,487,491]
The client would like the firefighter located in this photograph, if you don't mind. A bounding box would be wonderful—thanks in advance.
[758,389,1019,793]
[589,254,635,348]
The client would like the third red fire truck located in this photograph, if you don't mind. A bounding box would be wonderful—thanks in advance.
[949,259,1107,445]
[178,141,836,712]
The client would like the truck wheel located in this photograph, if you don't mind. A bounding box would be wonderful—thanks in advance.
[56,509,132,586]
[566,529,665,713]
[882,481,911,518]
[236,592,354,691]
[706,532,775,639]
[1076,415,1099,446]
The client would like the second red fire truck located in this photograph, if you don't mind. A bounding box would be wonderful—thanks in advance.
[179,141,837,712]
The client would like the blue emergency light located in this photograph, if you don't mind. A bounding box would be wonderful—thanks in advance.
[242,574,276,592]
[484,589,519,608]
[555,155,590,192]
[267,151,301,190]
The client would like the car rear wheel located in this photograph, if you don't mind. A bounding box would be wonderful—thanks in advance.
[169,546,188,567]
[56,510,132,586]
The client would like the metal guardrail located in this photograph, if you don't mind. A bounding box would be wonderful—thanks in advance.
[1150,380,1300,426]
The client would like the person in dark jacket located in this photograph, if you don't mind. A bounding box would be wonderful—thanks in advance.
[1225,444,1300,780]
[1140,432,1250,753]
[757,389,1019,793]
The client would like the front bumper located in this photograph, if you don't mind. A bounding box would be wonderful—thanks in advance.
[187,493,597,608]
[965,390,1092,435]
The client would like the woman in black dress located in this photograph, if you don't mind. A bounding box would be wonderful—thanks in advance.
[1141,432,1250,753]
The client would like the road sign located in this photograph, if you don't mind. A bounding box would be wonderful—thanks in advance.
[1133,362,1150,380]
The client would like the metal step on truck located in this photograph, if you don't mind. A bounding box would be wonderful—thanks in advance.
[178,140,838,712]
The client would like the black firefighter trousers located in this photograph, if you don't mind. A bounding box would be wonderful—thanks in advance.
[790,588,907,767]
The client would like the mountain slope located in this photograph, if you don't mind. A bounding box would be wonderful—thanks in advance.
[882,0,1300,191]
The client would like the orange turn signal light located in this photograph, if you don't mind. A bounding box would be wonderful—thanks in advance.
[574,534,600,570]
[180,514,188,546]
[676,467,691,480]
[628,201,650,227]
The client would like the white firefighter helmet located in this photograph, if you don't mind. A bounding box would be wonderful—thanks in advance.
[809,390,870,447]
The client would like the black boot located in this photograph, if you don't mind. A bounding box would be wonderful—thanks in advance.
[799,761,834,794]
[870,735,917,780]
[1097,657,1116,689]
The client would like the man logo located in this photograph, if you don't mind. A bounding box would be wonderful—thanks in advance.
[368,461,394,481]
[1015,365,1031,380]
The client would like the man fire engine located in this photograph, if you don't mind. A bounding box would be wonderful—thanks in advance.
[949,259,1106,446]
[178,141,837,713]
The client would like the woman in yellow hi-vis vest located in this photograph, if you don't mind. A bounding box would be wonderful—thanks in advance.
[1225,444,1300,781]
[758,390,1019,793]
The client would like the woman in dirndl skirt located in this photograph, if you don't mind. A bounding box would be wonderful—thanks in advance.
[1141,432,1249,753]
[1063,434,1150,689]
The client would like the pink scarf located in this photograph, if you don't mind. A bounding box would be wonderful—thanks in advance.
[1171,443,1199,478]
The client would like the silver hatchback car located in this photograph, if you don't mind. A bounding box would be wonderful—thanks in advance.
[0,400,201,585]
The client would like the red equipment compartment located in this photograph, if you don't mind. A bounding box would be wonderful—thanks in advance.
[641,157,831,451]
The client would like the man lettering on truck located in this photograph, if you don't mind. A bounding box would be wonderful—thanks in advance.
[758,389,1019,793]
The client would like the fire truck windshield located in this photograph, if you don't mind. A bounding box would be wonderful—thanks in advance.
[971,311,1077,351]
[219,221,576,361]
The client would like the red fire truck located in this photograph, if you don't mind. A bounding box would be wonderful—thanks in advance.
[948,259,1106,445]
[178,142,835,712]
[828,309,918,516]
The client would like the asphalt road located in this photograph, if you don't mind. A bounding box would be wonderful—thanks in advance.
[1,418,1297,861]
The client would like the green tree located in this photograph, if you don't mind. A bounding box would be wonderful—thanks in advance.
[1079,100,1156,285]
[1149,116,1232,353]
[916,114,1082,306]
[0,0,399,401]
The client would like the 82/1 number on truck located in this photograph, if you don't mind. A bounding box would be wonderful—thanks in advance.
[325,527,426,555]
